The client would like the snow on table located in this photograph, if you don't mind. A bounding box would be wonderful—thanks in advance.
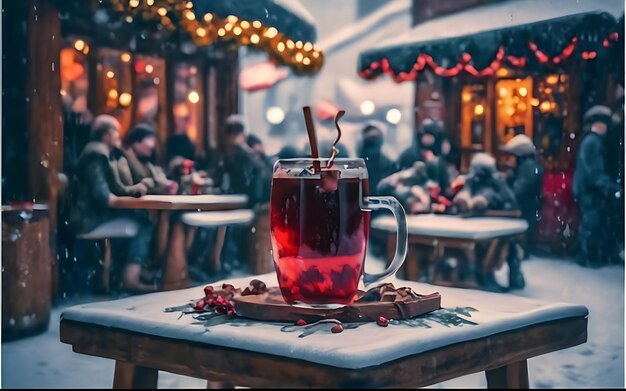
[372,214,529,240]
[61,273,587,370]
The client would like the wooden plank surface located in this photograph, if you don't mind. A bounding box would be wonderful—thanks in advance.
[60,316,587,388]
[111,195,247,211]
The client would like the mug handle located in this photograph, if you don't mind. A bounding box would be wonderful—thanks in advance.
[361,196,408,286]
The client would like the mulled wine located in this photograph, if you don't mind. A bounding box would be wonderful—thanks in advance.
[270,171,370,305]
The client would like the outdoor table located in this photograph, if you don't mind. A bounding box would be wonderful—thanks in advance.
[372,214,528,287]
[111,194,248,290]
[59,273,588,389]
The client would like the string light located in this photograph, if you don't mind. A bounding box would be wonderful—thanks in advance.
[118,92,132,107]
[145,64,154,74]
[74,39,85,51]
[107,0,324,74]
[106,71,115,78]
[120,52,131,63]
[108,89,118,100]
[264,27,278,38]
[188,90,200,104]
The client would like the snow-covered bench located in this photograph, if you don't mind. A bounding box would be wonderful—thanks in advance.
[372,214,529,290]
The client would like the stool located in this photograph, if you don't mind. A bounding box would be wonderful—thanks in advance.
[75,218,139,292]
[182,210,255,275]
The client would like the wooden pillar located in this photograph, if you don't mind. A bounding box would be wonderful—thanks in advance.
[27,0,63,289]
[208,44,239,152]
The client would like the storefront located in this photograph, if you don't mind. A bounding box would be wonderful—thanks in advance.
[357,0,624,252]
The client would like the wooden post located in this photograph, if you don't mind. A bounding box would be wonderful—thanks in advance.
[113,361,158,389]
[485,360,529,389]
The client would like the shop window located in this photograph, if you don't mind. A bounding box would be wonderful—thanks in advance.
[133,56,164,130]
[461,83,488,150]
[495,77,533,148]
[173,63,202,144]
[60,45,88,116]
[532,74,569,156]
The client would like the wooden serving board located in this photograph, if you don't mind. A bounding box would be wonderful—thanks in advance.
[233,286,441,323]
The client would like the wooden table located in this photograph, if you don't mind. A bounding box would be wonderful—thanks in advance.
[111,195,248,290]
[372,214,528,288]
[60,273,588,389]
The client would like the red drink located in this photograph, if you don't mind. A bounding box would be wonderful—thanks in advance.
[270,174,370,305]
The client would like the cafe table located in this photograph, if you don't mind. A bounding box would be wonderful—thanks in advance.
[60,272,588,389]
[372,214,528,287]
[111,194,248,290]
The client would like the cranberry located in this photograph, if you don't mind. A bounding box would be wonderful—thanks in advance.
[215,297,226,305]
[295,319,307,326]
[203,285,214,296]
[376,316,389,327]
[194,299,205,311]
[206,298,215,307]
[226,309,235,316]
[331,324,344,334]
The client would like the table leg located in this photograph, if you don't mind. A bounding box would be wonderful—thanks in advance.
[211,225,227,275]
[485,360,529,388]
[113,361,158,389]
[482,239,500,273]
[161,220,189,291]
[155,211,170,267]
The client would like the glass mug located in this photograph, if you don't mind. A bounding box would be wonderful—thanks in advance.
[270,158,408,306]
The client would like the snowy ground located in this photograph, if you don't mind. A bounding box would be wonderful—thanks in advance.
[2,255,623,388]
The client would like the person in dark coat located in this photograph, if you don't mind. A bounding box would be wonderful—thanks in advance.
[72,114,157,292]
[220,115,272,207]
[247,133,273,172]
[398,120,451,197]
[123,124,178,195]
[500,134,543,290]
[573,105,622,267]
[357,121,399,195]
[451,153,520,292]
[501,134,544,245]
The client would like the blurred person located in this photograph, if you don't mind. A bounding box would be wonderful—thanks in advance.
[452,153,518,215]
[221,114,272,207]
[451,153,520,292]
[357,121,399,195]
[123,124,178,195]
[72,114,157,293]
[398,120,451,197]
[377,161,432,214]
[573,105,622,267]
[247,133,273,170]
[500,134,544,249]
[500,134,543,290]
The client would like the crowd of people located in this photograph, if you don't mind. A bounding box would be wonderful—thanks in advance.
[67,113,274,293]
[65,102,622,294]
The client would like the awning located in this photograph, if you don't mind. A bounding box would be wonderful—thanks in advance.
[60,0,323,74]
[358,0,624,82]
[193,0,317,43]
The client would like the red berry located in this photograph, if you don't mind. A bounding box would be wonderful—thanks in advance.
[206,298,215,307]
[295,319,307,326]
[376,316,389,327]
[215,297,226,305]
[203,286,214,296]
[194,299,205,311]
[331,324,344,334]
[227,309,235,316]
